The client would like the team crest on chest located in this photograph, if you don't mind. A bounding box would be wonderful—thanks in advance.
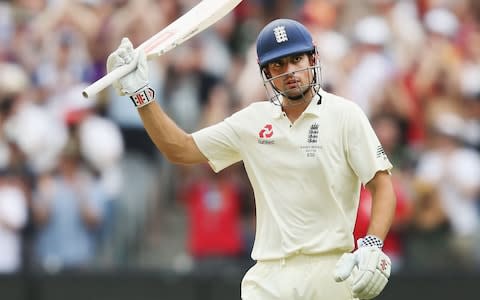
[307,123,319,143]
[300,122,322,157]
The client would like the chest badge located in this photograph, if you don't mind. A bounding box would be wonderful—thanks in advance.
[307,123,319,143]
[301,122,321,157]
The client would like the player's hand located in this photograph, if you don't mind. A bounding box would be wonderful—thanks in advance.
[106,37,155,107]
[333,236,391,299]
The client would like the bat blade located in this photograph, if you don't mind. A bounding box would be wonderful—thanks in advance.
[82,0,243,98]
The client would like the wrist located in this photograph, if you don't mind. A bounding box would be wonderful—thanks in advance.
[358,235,384,249]
[130,86,155,108]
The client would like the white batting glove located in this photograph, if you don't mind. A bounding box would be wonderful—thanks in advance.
[106,37,155,108]
[333,236,391,299]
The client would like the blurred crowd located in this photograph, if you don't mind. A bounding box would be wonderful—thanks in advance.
[0,0,480,276]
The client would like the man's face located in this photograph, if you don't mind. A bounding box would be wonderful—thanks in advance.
[265,53,314,100]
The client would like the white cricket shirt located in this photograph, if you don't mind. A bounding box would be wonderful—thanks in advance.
[192,89,392,260]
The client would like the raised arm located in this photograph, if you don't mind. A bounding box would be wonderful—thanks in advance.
[137,103,207,164]
[106,38,207,165]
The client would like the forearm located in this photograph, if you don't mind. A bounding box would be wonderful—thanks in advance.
[107,38,208,165]
[366,171,397,241]
[137,102,207,164]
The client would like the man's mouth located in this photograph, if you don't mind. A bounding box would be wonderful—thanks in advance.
[285,79,300,88]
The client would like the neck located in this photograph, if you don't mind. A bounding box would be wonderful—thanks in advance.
[282,96,312,123]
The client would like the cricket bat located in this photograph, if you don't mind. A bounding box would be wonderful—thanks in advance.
[82,0,243,98]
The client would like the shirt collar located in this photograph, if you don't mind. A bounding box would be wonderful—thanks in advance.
[272,89,324,119]
[303,92,323,117]
[272,103,284,119]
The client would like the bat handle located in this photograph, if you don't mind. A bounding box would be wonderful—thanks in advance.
[82,61,137,98]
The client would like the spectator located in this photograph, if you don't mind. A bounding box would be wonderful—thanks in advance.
[413,7,461,102]
[411,111,480,270]
[32,137,107,272]
[457,29,480,150]
[342,15,396,117]
[0,169,28,273]
[179,164,246,276]
[52,83,124,265]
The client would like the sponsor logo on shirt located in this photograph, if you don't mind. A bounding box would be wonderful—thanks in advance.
[258,124,275,144]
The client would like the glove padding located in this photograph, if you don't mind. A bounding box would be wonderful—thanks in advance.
[106,37,149,96]
[334,245,391,299]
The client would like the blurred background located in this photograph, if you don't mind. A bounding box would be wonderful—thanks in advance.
[0,0,479,299]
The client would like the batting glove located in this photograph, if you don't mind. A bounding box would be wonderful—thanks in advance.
[333,235,391,299]
[106,37,155,108]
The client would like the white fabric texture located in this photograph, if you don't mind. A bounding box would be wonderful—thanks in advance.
[242,253,356,300]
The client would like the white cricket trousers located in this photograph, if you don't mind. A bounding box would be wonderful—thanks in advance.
[241,252,356,300]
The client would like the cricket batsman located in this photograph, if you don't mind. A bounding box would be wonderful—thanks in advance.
[106,18,396,299]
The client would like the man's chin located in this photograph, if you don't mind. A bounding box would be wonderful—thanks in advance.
[284,89,309,101]
[283,86,310,100]
[285,94,305,101]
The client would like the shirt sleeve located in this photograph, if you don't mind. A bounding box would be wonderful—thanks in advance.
[192,115,243,173]
[345,105,393,185]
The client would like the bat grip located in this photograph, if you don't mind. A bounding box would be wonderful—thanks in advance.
[82,61,137,98]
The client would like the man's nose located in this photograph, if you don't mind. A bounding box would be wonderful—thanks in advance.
[287,63,297,73]
[286,63,297,75]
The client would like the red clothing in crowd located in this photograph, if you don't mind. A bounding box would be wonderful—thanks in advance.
[182,179,244,258]
[354,178,412,259]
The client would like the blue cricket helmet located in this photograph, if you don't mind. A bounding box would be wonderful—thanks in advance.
[256,19,315,68]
